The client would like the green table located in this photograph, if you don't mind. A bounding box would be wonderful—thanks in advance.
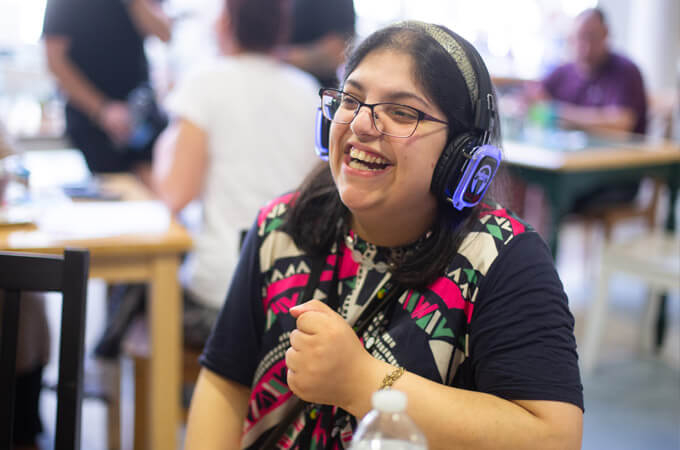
[504,131,680,348]
[503,129,680,256]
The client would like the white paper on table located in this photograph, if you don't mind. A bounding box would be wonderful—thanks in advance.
[35,200,171,239]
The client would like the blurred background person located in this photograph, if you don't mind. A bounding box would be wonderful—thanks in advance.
[42,0,173,360]
[277,0,356,88]
[521,7,649,222]
[151,0,319,348]
[535,7,647,135]
[42,0,172,185]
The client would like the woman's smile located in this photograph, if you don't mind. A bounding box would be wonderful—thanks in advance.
[342,142,394,176]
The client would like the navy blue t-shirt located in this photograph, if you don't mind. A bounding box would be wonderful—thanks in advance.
[202,196,583,449]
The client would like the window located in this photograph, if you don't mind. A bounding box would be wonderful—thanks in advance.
[354,0,598,80]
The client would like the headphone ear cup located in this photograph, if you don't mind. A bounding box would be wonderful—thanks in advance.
[314,108,331,160]
[431,133,475,201]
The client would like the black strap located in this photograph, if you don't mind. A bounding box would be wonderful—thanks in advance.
[261,253,404,450]
[301,253,325,308]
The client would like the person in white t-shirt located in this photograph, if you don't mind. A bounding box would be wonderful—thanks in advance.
[152,0,319,347]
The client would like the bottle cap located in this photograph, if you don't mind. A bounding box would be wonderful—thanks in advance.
[371,389,407,413]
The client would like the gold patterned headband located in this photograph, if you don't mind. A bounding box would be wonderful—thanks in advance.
[396,20,479,111]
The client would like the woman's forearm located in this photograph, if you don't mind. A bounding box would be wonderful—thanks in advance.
[347,358,582,450]
[185,369,250,450]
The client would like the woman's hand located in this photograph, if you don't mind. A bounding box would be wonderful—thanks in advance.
[286,300,377,410]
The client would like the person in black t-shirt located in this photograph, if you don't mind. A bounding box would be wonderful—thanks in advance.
[42,0,171,183]
[185,20,583,450]
[277,0,355,87]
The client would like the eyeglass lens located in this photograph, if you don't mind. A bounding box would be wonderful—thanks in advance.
[321,90,420,138]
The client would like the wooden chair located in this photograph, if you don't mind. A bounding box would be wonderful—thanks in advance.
[577,91,677,242]
[0,248,89,449]
[580,231,679,374]
[577,177,664,242]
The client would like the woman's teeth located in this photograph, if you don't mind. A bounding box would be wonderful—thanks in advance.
[348,148,389,171]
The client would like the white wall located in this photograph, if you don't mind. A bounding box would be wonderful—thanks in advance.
[628,0,680,94]
[600,0,680,94]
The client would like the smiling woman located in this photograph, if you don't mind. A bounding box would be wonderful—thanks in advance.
[185,21,583,450]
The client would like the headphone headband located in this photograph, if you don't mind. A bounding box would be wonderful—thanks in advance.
[399,21,479,117]
[399,21,496,137]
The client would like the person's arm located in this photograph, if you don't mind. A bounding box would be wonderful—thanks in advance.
[278,33,348,83]
[44,36,132,144]
[185,368,250,450]
[151,118,208,214]
[127,0,171,42]
[555,102,636,133]
[358,359,582,450]
[287,300,582,450]
[523,80,635,133]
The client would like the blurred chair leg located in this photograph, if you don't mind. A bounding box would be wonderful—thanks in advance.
[132,355,149,450]
[638,287,663,355]
[654,294,668,353]
[107,362,121,450]
[581,264,612,375]
[581,220,600,285]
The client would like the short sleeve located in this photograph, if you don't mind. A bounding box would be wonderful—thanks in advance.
[468,232,584,410]
[163,67,220,131]
[541,66,563,98]
[42,0,78,38]
[616,63,647,133]
[199,218,265,387]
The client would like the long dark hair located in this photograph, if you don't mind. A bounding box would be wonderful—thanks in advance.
[284,23,500,288]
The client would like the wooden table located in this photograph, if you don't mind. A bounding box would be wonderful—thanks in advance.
[502,131,680,255]
[0,170,192,450]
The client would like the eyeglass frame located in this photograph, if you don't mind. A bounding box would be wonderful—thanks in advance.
[319,88,449,138]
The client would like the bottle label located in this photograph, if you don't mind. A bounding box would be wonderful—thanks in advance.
[352,440,427,450]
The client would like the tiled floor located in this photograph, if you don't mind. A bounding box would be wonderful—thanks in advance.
[558,222,680,450]
[36,221,680,449]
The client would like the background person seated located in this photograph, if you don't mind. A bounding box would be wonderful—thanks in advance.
[529,7,647,135]
[151,0,320,349]
[521,7,649,223]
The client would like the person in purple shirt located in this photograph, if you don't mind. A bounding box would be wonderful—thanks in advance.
[522,7,648,213]
[541,8,647,135]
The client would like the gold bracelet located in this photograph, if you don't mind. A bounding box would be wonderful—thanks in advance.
[380,366,405,390]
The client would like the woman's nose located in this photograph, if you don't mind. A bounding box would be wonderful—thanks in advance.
[350,106,380,137]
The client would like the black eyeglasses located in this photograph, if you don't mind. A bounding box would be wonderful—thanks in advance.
[319,88,448,138]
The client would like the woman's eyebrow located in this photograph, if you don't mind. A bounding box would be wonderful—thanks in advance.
[344,79,432,110]
[382,91,432,109]
[343,79,364,92]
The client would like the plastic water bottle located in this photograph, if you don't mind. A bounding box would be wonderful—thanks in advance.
[350,390,428,450]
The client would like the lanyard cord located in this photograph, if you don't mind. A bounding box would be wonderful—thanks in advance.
[261,247,405,450]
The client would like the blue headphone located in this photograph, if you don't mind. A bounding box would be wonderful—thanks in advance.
[314,24,501,211]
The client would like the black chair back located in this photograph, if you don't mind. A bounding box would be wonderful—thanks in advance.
[0,248,89,450]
